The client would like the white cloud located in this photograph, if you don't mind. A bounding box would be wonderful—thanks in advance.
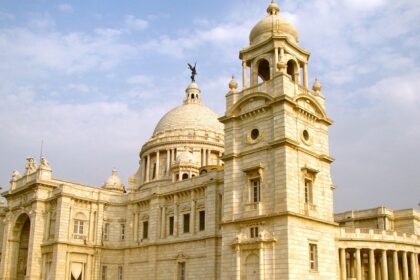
[124,15,148,31]
[57,3,73,13]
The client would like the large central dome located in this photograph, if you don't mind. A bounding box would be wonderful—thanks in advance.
[153,103,223,136]
[152,82,223,137]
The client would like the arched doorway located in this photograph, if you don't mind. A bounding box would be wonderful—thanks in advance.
[14,214,31,280]
[245,253,259,280]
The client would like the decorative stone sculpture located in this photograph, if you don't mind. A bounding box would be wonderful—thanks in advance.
[25,157,37,175]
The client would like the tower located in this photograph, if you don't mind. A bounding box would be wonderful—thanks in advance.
[220,1,337,279]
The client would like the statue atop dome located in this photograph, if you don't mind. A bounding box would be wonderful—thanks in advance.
[187,62,197,82]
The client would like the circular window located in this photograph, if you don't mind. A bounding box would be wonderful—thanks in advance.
[302,130,310,141]
[251,129,260,140]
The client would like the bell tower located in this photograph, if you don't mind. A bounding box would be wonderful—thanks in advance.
[220,1,337,279]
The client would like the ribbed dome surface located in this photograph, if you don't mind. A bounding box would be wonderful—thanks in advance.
[153,103,223,136]
[249,2,298,45]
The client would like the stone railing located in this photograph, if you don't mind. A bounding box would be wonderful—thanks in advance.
[338,227,420,244]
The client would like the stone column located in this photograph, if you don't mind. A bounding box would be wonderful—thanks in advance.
[274,48,279,66]
[174,195,179,237]
[160,206,166,238]
[133,212,138,241]
[402,251,408,280]
[393,251,400,280]
[140,157,144,184]
[191,192,196,234]
[218,151,222,165]
[146,154,150,183]
[166,150,170,176]
[410,252,418,280]
[89,208,95,242]
[156,150,160,180]
[382,250,389,280]
[242,61,247,89]
[45,210,51,240]
[235,246,241,280]
[207,150,210,165]
[369,249,376,280]
[259,244,265,280]
[356,248,362,280]
[340,248,347,280]
[303,63,309,88]
[350,251,355,278]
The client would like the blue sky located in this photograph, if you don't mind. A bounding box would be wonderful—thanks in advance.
[0,0,419,212]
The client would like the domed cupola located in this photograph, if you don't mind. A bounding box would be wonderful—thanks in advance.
[103,168,125,193]
[128,71,225,190]
[170,150,200,182]
[249,0,299,45]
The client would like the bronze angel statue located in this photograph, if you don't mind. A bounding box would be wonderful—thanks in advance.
[188,62,197,82]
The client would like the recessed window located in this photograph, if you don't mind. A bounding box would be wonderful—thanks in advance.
[103,223,109,241]
[142,221,149,239]
[309,243,318,271]
[183,213,190,233]
[199,211,205,231]
[178,262,186,280]
[304,179,313,204]
[303,130,310,141]
[118,266,123,280]
[250,178,261,203]
[101,266,107,280]
[250,226,259,238]
[120,224,125,240]
[73,219,85,239]
[169,216,174,236]
[251,129,260,140]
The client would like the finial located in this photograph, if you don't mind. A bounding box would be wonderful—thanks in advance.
[112,168,118,176]
[312,78,322,93]
[267,0,280,15]
[187,62,197,82]
[229,76,238,92]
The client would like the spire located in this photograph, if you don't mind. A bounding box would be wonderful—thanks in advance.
[267,0,280,15]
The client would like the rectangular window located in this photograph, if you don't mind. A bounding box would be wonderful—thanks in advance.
[73,220,85,239]
[305,179,313,204]
[250,178,261,203]
[178,262,186,280]
[183,213,190,233]
[169,216,174,235]
[118,266,123,280]
[250,226,259,238]
[103,223,109,241]
[142,221,149,239]
[199,211,205,231]
[120,224,125,240]
[101,266,107,280]
[309,243,318,271]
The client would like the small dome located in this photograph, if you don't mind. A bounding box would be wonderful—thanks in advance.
[153,82,223,137]
[249,1,299,45]
[103,168,125,193]
[176,151,198,165]
[229,76,238,91]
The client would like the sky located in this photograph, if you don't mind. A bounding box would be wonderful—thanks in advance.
[0,0,419,212]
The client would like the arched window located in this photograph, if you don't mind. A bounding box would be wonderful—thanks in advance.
[257,59,270,83]
[287,60,298,82]
[182,173,189,180]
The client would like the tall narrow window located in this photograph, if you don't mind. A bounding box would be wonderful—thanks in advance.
[169,216,174,236]
[304,179,313,204]
[183,213,190,233]
[103,223,109,241]
[199,211,205,231]
[101,266,107,280]
[118,266,123,280]
[143,221,149,239]
[250,226,259,238]
[178,262,186,280]
[309,243,318,271]
[73,219,85,239]
[250,178,261,203]
[120,224,125,240]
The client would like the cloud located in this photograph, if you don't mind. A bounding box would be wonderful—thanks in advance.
[57,3,73,13]
[124,15,148,31]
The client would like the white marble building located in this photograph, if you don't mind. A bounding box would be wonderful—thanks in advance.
[0,1,419,279]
